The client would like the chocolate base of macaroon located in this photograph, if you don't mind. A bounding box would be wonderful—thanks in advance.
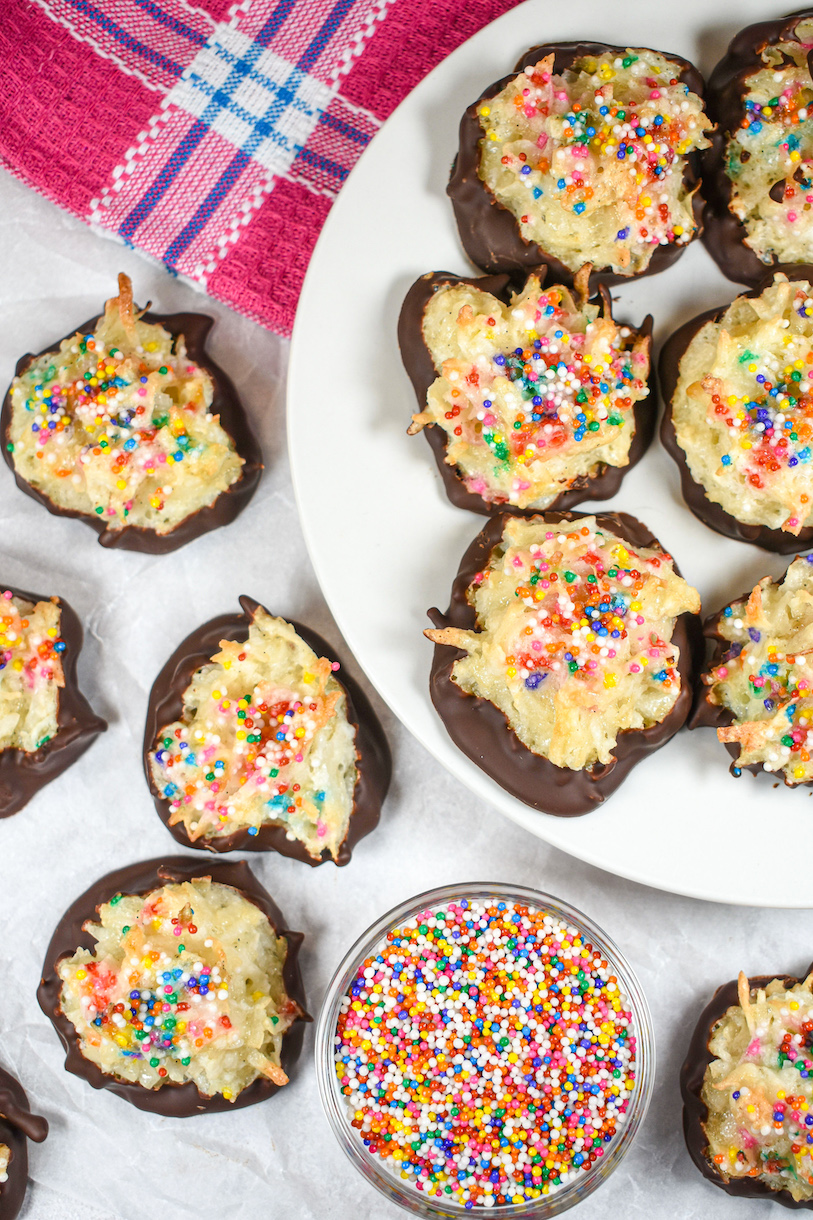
[398,269,655,516]
[428,510,702,816]
[701,11,813,288]
[37,856,309,1117]
[143,596,391,864]
[659,266,813,554]
[447,42,705,291]
[0,586,106,819]
[1,310,262,554]
[681,965,813,1209]
[0,1066,48,1220]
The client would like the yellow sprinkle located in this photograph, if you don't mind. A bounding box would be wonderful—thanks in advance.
[604,673,617,689]
[75,968,87,980]
[303,671,314,683]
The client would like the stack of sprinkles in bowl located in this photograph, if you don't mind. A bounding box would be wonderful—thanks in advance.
[333,898,637,1208]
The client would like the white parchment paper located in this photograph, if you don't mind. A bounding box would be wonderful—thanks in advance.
[0,168,809,1220]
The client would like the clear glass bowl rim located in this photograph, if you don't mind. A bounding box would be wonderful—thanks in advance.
[314,881,655,1219]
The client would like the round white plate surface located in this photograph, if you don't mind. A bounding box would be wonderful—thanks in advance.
[288,0,813,907]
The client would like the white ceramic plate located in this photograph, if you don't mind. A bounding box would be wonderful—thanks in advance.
[288,0,813,907]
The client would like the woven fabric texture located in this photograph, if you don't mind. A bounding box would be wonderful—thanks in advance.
[0,0,519,336]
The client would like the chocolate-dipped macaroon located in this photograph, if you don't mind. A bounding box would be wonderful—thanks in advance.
[661,270,813,552]
[447,42,711,289]
[2,274,262,553]
[691,554,813,789]
[38,857,308,1116]
[399,265,654,516]
[425,510,701,816]
[144,597,391,864]
[682,965,813,1206]
[0,1066,47,1220]
[702,10,813,288]
[0,584,105,817]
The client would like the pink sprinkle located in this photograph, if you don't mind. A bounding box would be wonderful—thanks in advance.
[331,661,340,671]
[630,664,641,673]
[317,819,327,838]
[789,211,798,222]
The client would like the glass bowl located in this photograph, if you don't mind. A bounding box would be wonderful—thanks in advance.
[315,882,654,1218]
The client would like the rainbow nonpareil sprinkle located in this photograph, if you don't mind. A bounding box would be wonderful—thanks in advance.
[333,898,637,1208]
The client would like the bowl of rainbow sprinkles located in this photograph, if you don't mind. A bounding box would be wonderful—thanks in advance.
[315,883,654,1217]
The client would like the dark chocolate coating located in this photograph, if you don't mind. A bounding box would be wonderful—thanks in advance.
[447,42,706,290]
[690,561,813,789]
[0,1065,48,1220]
[37,856,309,1116]
[659,266,813,552]
[143,596,391,864]
[428,510,702,815]
[702,10,813,287]
[1,308,263,553]
[681,965,813,1207]
[398,268,655,516]
[0,585,106,818]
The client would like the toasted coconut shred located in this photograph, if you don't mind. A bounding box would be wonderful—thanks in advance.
[58,879,301,1100]
[0,590,64,753]
[702,971,813,1201]
[704,555,813,784]
[426,515,699,770]
[672,275,813,534]
[0,1144,8,1184]
[7,274,244,536]
[725,18,813,266]
[478,50,711,275]
[410,270,651,509]
[149,610,358,859]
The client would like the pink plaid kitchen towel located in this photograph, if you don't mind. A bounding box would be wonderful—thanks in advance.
[0,0,520,336]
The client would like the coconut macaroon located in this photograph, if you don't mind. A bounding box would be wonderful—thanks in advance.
[401,267,652,513]
[0,586,105,819]
[450,44,711,281]
[697,556,813,786]
[686,969,813,1203]
[703,11,813,284]
[721,28,813,268]
[0,590,63,754]
[53,877,301,1104]
[147,607,365,862]
[2,274,260,550]
[0,1065,48,1220]
[427,513,700,783]
[662,274,813,550]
